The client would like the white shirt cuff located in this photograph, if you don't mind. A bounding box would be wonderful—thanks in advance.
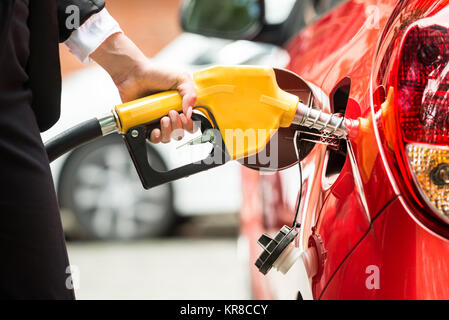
[64,8,123,65]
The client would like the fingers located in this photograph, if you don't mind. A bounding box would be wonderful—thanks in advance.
[151,111,187,144]
[160,116,172,143]
[169,110,184,141]
[150,71,197,144]
[149,128,162,144]
[177,73,197,118]
[180,113,194,133]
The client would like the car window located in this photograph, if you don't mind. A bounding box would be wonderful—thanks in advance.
[264,0,297,24]
[282,0,347,43]
[312,0,346,16]
[264,0,345,26]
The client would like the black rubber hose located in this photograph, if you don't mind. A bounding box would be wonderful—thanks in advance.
[45,118,103,163]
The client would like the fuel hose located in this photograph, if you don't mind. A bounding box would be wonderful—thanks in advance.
[45,114,117,163]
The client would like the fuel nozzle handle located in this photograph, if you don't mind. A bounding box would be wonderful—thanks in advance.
[292,101,348,139]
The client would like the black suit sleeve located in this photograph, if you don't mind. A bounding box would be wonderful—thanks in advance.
[56,0,105,42]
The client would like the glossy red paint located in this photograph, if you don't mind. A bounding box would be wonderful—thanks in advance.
[240,0,449,299]
[239,168,273,299]
[320,197,449,299]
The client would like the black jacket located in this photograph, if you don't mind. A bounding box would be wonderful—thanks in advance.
[28,0,105,132]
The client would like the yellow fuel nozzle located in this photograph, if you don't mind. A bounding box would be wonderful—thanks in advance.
[111,65,352,189]
[45,65,351,190]
[114,65,299,160]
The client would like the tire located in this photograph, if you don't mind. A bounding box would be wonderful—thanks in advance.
[58,133,176,240]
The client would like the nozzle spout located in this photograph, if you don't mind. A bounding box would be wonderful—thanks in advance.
[292,101,348,139]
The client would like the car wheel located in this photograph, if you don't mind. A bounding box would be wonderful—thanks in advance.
[58,133,175,240]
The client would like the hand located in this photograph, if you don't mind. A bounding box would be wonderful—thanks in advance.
[115,66,197,144]
[90,32,197,143]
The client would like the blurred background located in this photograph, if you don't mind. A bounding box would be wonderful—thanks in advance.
[59,0,182,76]
[47,0,338,299]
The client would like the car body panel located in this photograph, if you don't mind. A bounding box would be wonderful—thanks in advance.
[241,0,449,299]
[293,0,399,297]
[320,196,449,299]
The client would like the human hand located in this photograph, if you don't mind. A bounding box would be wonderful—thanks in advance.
[90,33,197,143]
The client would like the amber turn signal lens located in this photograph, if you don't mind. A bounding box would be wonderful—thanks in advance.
[406,144,449,219]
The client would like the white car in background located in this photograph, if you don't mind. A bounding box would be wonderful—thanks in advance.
[42,33,289,240]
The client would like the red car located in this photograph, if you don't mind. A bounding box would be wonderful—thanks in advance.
[182,0,449,299]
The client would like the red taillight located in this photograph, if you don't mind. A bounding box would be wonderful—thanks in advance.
[397,25,449,145]
[391,18,449,225]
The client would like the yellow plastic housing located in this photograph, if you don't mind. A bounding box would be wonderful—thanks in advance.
[406,144,449,218]
[114,66,299,160]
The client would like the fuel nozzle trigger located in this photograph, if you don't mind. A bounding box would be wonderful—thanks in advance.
[122,113,230,190]
[176,128,216,149]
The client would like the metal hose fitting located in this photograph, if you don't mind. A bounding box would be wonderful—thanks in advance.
[292,101,347,139]
[97,113,119,136]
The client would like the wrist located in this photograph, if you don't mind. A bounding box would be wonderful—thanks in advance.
[91,32,147,85]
